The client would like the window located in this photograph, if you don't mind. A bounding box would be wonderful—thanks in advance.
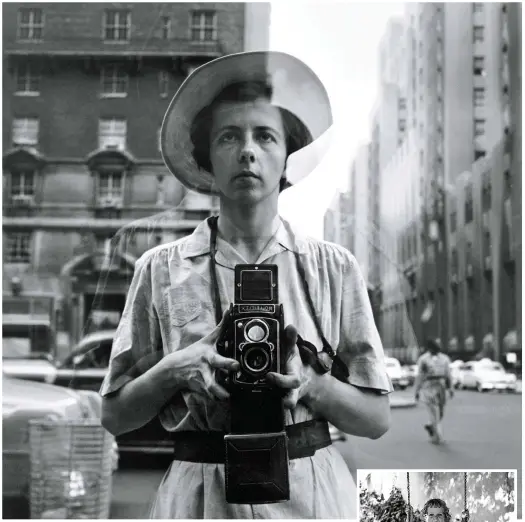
[100,66,128,96]
[399,119,406,132]
[398,98,407,111]
[6,233,32,263]
[473,56,485,76]
[190,10,217,41]
[465,186,474,223]
[473,3,484,13]
[18,8,44,41]
[12,118,39,146]
[482,180,492,211]
[474,119,485,137]
[162,17,171,39]
[97,172,124,200]
[10,171,35,199]
[98,118,126,149]
[104,10,131,42]
[473,26,484,43]
[159,71,169,98]
[473,87,485,107]
[15,64,40,95]
[475,150,486,160]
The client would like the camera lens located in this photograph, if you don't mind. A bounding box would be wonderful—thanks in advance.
[242,344,271,375]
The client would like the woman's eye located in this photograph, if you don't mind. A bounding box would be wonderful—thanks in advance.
[219,132,237,143]
[258,132,275,143]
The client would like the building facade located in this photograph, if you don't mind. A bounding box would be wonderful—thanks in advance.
[378,2,521,365]
[2,3,270,352]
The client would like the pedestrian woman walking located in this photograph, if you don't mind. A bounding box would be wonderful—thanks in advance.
[100,51,393,519]
[414,339,454,444]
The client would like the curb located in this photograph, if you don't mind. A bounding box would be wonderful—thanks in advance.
[389,398,417,409]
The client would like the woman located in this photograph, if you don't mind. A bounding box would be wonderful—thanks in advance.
[100,51,392,518]
[414,339,454,444]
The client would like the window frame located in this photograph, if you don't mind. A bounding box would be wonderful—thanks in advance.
[96,171,125,201]
[158,71,169,98]
[6,232,32,264]
[98,118,127,149]
[189,10,217,42]
[100,65,129,97]
[17,7,44,42]
[473,25,484,43]
[473,56,485,75]
[474,118,486,137]
[103,9,131,43]
[162,16,171,40]
[473,87,485,107]
[14,63,40,96]
[12,117,40,147]
[10,170,36,199]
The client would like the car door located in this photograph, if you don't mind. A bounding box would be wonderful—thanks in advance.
[54,340,111,392]
[462,363,475,388]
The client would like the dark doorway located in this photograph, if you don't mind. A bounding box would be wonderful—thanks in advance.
[83,293,126,333]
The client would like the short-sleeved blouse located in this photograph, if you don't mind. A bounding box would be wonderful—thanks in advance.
[99,216,393,518]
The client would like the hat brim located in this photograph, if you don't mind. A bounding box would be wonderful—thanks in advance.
[161,51,333,195]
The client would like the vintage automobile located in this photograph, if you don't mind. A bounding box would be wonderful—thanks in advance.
[385,357,409,390]
[457,359,518,392]
[450,359,465,389]
[3,328,347,449]
[2,375,118,519]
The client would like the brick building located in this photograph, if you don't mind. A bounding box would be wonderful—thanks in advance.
[2,2,270,351]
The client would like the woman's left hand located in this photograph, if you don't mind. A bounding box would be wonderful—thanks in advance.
[266,324,316,409]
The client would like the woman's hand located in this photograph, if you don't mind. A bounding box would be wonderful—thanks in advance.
[266,325,316,409]
[164,309,240,401]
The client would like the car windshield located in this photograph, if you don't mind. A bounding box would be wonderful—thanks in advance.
[478,362,504,372]
[386,360,399,368]
[2,324,53,359]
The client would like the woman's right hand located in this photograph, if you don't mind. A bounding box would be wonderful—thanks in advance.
[163,309,240,400]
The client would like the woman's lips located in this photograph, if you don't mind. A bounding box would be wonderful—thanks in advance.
[234,171,259,180]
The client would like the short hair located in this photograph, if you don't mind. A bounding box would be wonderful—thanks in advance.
[422,498,451,522]
[426,338,441,352]
[189,80,313,192]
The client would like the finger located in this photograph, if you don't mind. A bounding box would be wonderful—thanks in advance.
[266,372,300,389]
[283,325,298,348]
[283,389,299,410]
[207,308,232,342]
[209,352,240,371]
[208,381,230,400]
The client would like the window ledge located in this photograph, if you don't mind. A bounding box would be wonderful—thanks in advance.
[14,92,40,97]
[99,93,128,99]
[102,40,131,44]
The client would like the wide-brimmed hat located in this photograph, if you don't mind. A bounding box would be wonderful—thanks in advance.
[160,51,333,195]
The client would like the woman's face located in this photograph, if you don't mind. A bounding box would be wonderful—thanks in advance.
[209,98,287,203]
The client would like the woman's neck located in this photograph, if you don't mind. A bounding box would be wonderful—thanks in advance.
[217,197,280,261]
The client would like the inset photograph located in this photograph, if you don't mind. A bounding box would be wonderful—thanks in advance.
[358,470,517,522]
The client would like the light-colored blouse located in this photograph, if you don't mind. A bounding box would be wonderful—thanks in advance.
[100,216,393,518]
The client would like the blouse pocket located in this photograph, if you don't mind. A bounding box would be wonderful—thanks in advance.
[164,284,204,327]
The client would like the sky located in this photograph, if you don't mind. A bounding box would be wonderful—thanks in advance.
[270,1,406,238]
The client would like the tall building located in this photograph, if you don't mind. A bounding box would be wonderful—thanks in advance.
[2,3,270,350]
[376,2,521,365]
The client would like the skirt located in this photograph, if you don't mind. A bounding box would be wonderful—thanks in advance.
[149,445,356,519]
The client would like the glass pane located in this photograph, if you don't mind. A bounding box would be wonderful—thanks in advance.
[19,9,30,23]
[33,27,42,40]
[19,27,30,39]
[106,11,116,25]
[33,9,42,23]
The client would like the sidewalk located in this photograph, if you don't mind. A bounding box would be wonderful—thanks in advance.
[389,389,417,408]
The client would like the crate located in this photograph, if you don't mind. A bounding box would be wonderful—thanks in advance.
[29,420,113,519]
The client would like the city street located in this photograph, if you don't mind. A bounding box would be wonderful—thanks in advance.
[109,389,522,518]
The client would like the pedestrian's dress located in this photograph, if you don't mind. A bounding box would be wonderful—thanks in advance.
[416,352,452,414]
[100,218,393,519]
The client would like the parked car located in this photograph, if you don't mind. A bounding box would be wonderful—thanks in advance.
[385,357,409,390]
[450,360,465,389]
[401,364,418,387]
[2,375,118,519]
[3,329,348,449]
[458,359,518,392]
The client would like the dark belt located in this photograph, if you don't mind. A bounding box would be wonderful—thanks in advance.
[171,419,332,463]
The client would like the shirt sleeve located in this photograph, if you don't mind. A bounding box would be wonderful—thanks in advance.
[337,253,393,394]
[99,251,163,398]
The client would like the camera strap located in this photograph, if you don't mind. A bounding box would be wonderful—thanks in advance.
[207,216,349,382]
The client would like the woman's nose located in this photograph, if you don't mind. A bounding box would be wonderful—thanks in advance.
[238,136,256,163]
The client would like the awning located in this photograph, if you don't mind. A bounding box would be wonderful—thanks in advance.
[420,301,434,323]
[502,330,518,352]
